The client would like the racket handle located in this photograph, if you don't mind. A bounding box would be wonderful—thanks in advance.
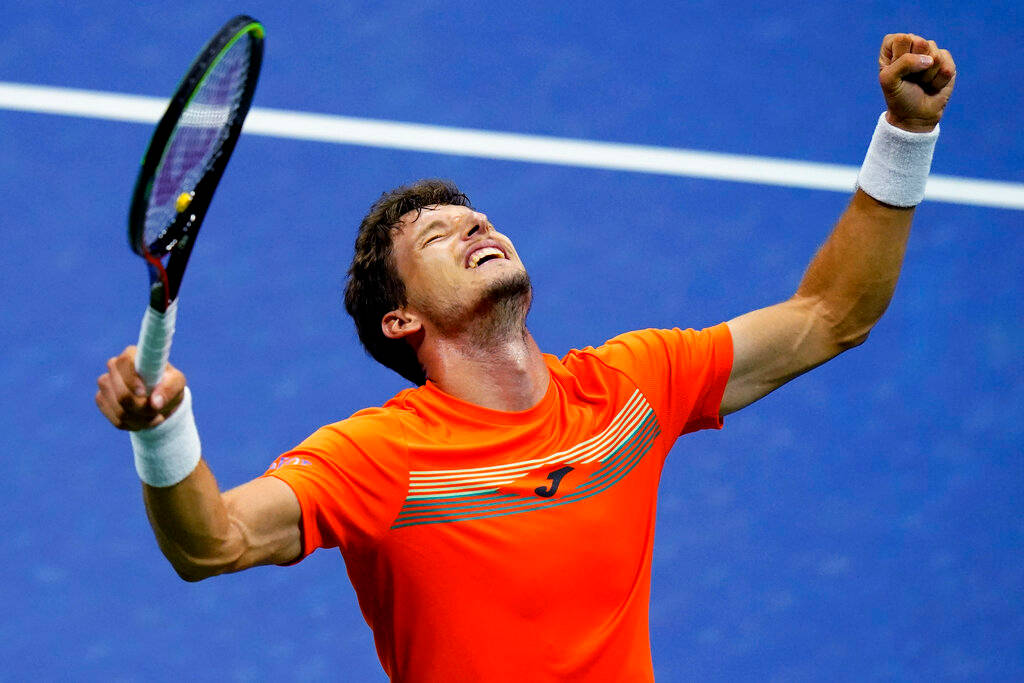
[135,300,178,391]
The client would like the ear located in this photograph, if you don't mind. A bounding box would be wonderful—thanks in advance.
[382,309,422,340]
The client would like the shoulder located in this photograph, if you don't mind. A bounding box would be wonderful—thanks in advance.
[562,325,731,375]
[557,325,733,437]
[309,384,433,437]
[288,402,412,465]
[315,405,401,434]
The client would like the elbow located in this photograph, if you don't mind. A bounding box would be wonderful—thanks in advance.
[801,295,877,354]
[167,556,222,583]
[173,564,215,583]
[179,574,205,583]
[835,328,871,352]
[158,539,241,582]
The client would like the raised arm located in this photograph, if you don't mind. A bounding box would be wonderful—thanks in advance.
[96,347,302,580]
[720,33,956,415]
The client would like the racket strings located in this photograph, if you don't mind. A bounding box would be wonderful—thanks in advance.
[144,35,254,248]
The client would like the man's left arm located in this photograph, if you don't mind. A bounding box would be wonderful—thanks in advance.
[721,33,956,415]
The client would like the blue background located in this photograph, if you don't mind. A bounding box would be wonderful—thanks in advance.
[1,1,1021,680]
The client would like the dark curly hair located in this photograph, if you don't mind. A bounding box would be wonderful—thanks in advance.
[344,179,471,385]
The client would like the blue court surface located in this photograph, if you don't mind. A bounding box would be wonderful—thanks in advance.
[1,2,1021,680]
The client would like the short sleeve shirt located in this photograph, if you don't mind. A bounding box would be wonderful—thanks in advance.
[264,324,733,682]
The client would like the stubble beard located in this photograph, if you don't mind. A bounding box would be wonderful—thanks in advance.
[480,270,533,341]
[431,270,534,344]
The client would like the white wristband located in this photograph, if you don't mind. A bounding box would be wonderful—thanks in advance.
[856,111,939,207]
[130,386,202,487]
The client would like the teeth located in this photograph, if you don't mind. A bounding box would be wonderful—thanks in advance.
[469,247,505,268]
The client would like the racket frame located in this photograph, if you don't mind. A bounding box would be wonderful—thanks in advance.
[127,15,263,389]
[128,14,264,313]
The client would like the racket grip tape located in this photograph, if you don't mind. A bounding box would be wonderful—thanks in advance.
[135,300,178,390]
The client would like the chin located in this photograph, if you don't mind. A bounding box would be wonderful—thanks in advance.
[478,269,533,331]
[422,270,533,336]
[485,269,532,303]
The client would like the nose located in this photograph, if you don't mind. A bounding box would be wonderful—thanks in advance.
[461,212,489,240]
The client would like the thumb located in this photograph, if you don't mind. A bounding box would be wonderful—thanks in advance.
[882,52,934,86]
[149,367,186,412]
[149,389,168,410]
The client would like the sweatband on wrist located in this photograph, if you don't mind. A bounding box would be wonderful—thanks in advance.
[130,386,201,487]
[856,111,939,207]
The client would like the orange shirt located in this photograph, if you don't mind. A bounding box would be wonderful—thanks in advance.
[264,324,733,682]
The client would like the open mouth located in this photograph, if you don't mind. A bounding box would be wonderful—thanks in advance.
[468,246,507,268]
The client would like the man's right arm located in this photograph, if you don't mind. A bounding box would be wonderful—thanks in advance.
[96,346,302,581]
[142,462,301,581]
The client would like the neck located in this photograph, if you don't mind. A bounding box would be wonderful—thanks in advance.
[419,326,549,412]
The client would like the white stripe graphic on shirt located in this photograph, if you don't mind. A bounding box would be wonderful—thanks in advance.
[406,391,653,500]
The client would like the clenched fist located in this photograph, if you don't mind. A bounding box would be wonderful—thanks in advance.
[879,33,956,133]
[96,346,187,431]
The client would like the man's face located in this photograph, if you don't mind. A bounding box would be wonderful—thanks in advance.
[387,204,530,336]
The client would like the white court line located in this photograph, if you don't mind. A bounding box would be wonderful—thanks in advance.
[2,81,1022,211]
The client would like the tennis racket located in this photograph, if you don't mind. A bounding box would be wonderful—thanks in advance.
[129,15,264,390]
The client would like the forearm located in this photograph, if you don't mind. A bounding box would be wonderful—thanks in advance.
[793,33,953,346]
[142,460,303,581]
[793,189,913,347]
[720,33,953,415]
[123,385,240,580]
[142,459,243,581]
[97,350,301,579]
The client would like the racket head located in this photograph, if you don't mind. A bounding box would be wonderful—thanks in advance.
[128,15,264,307]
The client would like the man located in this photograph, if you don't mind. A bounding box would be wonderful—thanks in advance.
[97,34,955,681]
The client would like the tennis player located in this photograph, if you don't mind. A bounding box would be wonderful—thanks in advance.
[97,33,955,681]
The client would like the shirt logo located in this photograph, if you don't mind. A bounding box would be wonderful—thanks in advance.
[265,454,312,472]
[497,462,602,500]
[535,466,573,498]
